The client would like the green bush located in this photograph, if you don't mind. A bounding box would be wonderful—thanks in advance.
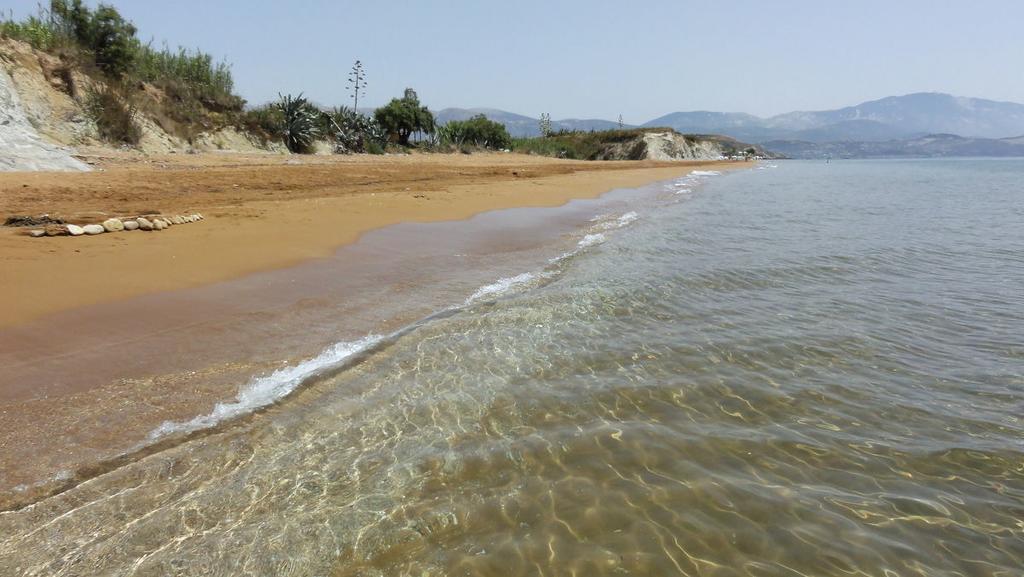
[438,115,511,150]
[239,105,284,143]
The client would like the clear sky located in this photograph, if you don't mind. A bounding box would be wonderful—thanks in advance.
[6,1,1024,122]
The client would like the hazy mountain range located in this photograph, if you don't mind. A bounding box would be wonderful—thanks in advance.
[434,93,1024,158]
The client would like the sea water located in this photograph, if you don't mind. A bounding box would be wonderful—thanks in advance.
[1,159,1022,576]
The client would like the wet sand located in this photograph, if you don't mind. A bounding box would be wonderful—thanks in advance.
[0,152,742,509]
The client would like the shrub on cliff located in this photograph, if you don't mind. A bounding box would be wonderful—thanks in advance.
[85,84,141,145]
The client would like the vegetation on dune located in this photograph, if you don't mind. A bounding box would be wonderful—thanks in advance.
[512,128,657,160]
[322,106,386,154]
[4,3,736,160]
[274,93,321,154]
[437,114,512,151]
[1,1,242,144]
[84,83,141,144]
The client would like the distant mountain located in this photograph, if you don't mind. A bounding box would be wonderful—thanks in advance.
[767,93,1024,139]
[764,133,1024,159]
[433,93,1024,158]
[646,93,1024,144]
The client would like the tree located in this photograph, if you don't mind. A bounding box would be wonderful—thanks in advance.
[347,60,366,112]
[90,4,138,77]
[49,0,92,44]
[48,0,139,77]
[373,88,435,146]
[539,113,552,137]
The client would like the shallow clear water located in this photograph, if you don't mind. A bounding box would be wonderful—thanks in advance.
[2,159,1023,576]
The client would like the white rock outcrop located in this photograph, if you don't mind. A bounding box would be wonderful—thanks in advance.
[0,68,90,172]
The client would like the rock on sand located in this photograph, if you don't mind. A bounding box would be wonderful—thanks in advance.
[82,224,105,235]
[102,218,125,232]
[137,217,154,231]
[123,220,139,231]
[66,224,84,236]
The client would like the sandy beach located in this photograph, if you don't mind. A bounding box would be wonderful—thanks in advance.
[0,152,737,327]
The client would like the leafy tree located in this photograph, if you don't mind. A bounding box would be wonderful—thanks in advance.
[373,88,435,146]
[90,4,139,77]
[49,0,92,45]
[275,93,321,153]
[48,1,140,77]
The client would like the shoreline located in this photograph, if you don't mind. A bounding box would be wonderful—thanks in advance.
[0,153,743,328]
[1,153,744,328]
[0,155,746,508]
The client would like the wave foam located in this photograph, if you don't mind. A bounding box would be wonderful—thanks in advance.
[577,233,606,248]
[149,335,382,439]
[466,272,537,304]
[689,170,721,177]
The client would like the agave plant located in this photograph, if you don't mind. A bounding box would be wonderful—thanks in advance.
[275,93,321,153]
[326,106,387,154]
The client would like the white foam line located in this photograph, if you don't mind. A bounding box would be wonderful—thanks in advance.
[689,170,721,177]
[578,233,606,248]
[596,211,638,231]
[465,272,537,304]
[148,335,383,440]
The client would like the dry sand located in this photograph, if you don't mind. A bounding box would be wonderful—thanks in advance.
[0,152,738,327]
